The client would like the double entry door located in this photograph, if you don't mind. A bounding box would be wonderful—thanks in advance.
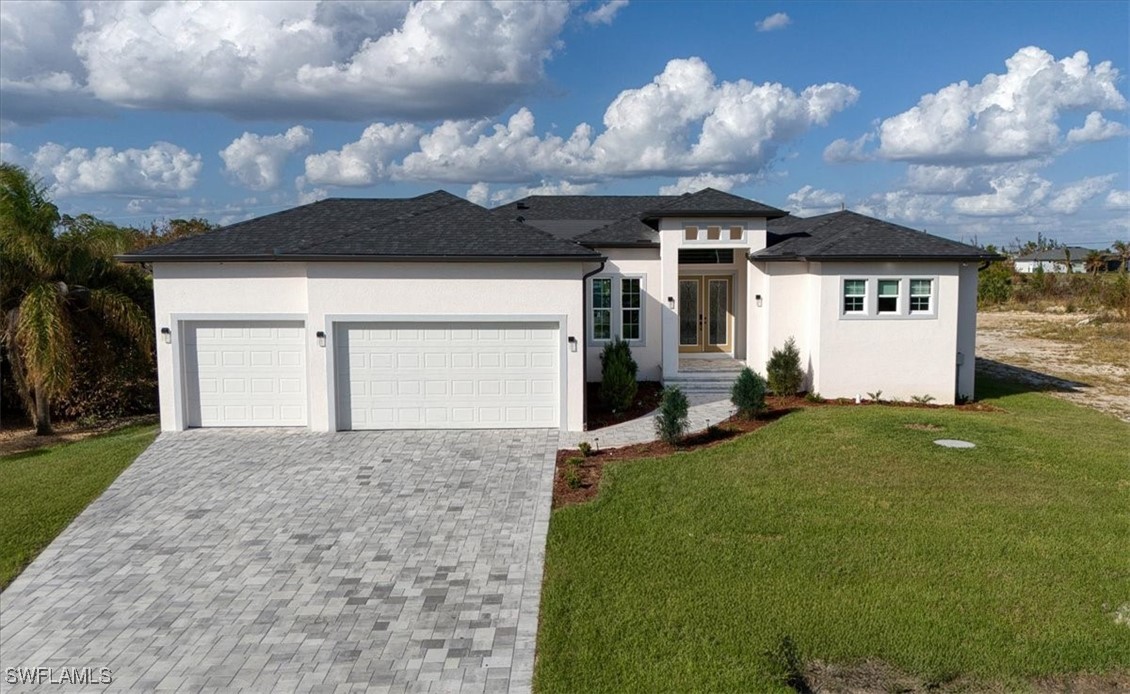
[678,275,733,353]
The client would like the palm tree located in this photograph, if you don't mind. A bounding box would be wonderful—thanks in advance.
[0,164,153,434]
[1085,250,1106,275]
[1113,240,1130,274]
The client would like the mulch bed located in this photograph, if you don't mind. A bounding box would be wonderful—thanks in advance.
[555,394,1003,509]
[584,381,664,429]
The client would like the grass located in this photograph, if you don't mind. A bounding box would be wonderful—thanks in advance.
[535,378,1130,692]
[0,423,158,590]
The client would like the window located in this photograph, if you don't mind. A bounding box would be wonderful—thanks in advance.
[729,226,743,240]
[910,279,933,313]
[706,226,721,240]
[621,278,641,340]
[877,279,899,313]
[684,226,699,241]
[843,279,866,313]
[679,249,734,264]
[592,278,612,340]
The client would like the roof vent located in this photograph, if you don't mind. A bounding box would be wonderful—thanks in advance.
[516,201,530,210]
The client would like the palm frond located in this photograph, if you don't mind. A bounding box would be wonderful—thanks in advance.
[87,287,155,359]
[14,281,73,398]
[0,163,58,277]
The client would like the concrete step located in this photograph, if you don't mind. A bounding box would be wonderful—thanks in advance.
[663,378,736,393]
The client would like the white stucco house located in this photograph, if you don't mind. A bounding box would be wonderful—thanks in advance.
[121,188,997,433]
[1013,246,1095,274]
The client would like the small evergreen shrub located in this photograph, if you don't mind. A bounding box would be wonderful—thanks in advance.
[730,367,767,419]
[766,337,804,395]
[563,462,582,489]
[654,386,689,445]
[804,391,823,403]
[577,441,593,457]
[599,337,638,412]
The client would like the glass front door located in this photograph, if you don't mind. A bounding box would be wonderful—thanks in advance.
[678,275,732,353]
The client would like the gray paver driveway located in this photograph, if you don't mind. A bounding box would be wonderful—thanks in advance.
[0,428,559,693]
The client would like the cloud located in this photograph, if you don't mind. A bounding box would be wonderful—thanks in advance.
[465,182,492,206]
[904,164,991,195]
[1106,189,1130,210]
[659,173,751,195]
[220,126,313,191]
[952,171,1052,216]
[823,133,874,163]
[585,0,628,25]
[1046,174,1117,214]
[873,47,1126,164]
[2,1,572,123]
[5,141,202,197]
[756,12,791,32]
[855,190,950,225]
[467,180,599,207]
[318,57,857,186]
[786,185,845,216]
[1066,111,1129,144]
[303,122,423,186]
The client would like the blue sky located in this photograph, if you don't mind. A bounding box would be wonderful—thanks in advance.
[1,0,1127,248]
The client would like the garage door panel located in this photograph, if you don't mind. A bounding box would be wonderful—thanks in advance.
[185,320,307,427]
[337,321,559,430]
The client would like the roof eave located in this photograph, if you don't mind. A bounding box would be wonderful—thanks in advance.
[118,252,603,264]
[643,209,788,220]
[750,253,1004,263]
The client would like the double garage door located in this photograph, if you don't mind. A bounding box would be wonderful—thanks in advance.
[183,319,560,429]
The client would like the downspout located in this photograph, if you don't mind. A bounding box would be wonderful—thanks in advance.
[580,258,607,431]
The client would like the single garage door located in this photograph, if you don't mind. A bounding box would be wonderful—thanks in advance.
[337,321,560,430]
[184,320,307,427]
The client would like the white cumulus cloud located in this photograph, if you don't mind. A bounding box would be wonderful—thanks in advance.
[659,173,751,195]
[1047,174,1117,214]
[823,133,874,163]
[304,122,423,186]
[5,141,202,197]
[2,0,572,123]
[221,126,313,191]
[585,0,628,25]
[786,185,845,216]
[1106,189,1130,210]
[1066,111,1129,144]
[874,47,1126,164]
[952,171,1052,216]
[476,180,600,207]
[756,12,791,32]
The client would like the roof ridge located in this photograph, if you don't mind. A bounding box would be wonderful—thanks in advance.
[287,193,462,254]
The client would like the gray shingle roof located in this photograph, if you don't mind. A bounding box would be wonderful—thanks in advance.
[641,188,787,218]
[1014,246,1097,261]
[120,191,601,262]
[754,211,999,261]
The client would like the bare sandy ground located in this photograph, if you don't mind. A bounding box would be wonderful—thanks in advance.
[977,310,1130,422]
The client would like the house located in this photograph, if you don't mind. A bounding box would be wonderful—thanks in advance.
[120,188,997,433]
[1013,246,1095,274]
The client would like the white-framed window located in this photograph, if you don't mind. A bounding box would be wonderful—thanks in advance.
[621,277,642,341]
[877,279,900,314]
[590,274,646,342]
[591,277,612,341]
[910,279,933,313]
[843,279,866,314]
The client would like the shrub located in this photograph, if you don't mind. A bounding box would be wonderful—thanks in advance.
[577,441,593,457]
[599,337,638,412]
[911,394,936,404]
[730,367,767,419]
[978,260,1013,306]
[866,390,883,402]
[804,391,824,403]
[563,462,582,489]
[766,337,804,395]
[654,386,689,445]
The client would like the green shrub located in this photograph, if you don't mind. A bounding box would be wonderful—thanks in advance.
[577,441,593,457]
[911,394,936,404]
[654,386,689,445]
[766,337,804,395]
[978,260,1013,306]
[804,391,824,403]
[730,367,767,419]
[599,337,638,412]
[563,462,582,489]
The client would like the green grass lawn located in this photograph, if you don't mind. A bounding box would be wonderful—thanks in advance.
[536,379,1130,692]
[0,423,158,590]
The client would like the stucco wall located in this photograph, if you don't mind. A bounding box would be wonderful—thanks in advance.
[811,261,963,404]
[585,248,663,381]
[152,261,590,432]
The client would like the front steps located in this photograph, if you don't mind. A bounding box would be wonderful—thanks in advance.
[664,360,744,396]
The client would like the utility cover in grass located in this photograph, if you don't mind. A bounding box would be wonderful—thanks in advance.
[934,438,976,448]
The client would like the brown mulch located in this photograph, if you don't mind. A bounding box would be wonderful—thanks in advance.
[584,381,664,429]
[0,414,158,457]
[554,394,1004,509]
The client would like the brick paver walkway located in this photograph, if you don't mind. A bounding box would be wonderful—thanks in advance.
[0,428,558,693]
[562,393,737,449]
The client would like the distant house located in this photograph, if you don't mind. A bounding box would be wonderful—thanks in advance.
[1013,247,1096,274]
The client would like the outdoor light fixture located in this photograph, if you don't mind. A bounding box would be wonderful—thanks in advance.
[667,296,675,309]
[316,330,326,347]
[755,294,763,307]
[160,327,171,344]
[568,336,578,352]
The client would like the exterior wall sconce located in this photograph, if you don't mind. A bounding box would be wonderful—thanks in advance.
[160,327,171,344]
[667,296,675,309]
[316,330,326,347]
[568,336,578,352]
[755,294,763,307]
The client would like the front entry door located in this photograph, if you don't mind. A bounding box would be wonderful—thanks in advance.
[678,275,733,353]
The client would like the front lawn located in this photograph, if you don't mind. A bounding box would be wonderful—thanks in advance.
[0,423,158,590]
[536,379,1130,692]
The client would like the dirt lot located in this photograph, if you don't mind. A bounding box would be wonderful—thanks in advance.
[977,310,1130,422]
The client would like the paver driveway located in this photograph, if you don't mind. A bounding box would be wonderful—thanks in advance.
[0,428,559,693]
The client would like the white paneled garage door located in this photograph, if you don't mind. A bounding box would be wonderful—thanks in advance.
[184,320,307,427]
[336,321,560,430]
